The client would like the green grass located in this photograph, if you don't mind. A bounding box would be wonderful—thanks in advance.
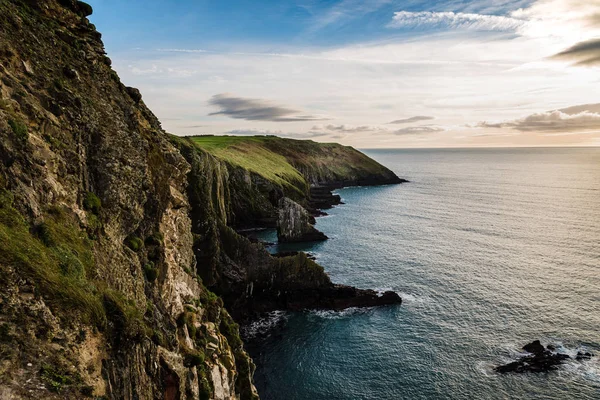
[0,190,105,326]
[185,135,394,194]
[187,136,308,196]
[8,118,28,144]
[0,189,150,335]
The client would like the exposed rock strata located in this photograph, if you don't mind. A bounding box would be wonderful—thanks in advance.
[0,1,256,398]
[277,197,327,243]
[171,140,402,322]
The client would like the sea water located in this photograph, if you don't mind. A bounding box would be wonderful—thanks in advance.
[244,148,600,400]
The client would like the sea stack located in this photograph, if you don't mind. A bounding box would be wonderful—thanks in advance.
[277,197,328,242]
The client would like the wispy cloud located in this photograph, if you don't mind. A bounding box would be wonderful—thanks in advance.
[393,126,445,135]
[389,116,435,124]
[315,124,381,133]
[477,103,600,132]
[208,94,328,122]
[551,38,600,67]
[156,48,208,53]
[388,11,525,31]
[226,128,329,139]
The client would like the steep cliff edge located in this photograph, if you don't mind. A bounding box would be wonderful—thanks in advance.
[0,1,255,399]
[181,135,406,228]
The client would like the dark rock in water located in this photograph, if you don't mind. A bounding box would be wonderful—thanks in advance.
[576,351,594,361]
[495,341,572,374]
[280,285,402,312]
[523,340,545,354]
[277,197,328,243]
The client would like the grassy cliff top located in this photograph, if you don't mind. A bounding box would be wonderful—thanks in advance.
[183,135,401,193]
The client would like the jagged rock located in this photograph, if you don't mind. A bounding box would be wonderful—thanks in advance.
[495,341,573,374]
[125,86,143,103]
[277,197,327,243]
[576,351,593,361]
[63,66,79,79]
[523,340,545,354]
[0,1,257,398]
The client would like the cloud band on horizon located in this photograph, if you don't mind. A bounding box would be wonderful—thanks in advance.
[477,103,600,132]
[389,116,435,124]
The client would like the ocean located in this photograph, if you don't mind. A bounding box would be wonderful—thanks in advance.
[244,147,600,400]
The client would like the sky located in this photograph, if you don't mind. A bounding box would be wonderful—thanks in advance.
[87,0,600,148]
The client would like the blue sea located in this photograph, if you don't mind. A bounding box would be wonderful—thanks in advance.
[244,148,600,400]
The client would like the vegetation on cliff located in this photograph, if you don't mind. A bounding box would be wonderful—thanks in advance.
[190,135,403,191]
[0,1,256,399]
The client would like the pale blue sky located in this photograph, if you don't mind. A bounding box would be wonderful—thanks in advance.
[87,0,600,148]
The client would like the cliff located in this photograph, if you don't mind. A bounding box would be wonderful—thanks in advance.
[0,1,403,399]
[179,135,405,228]
[170,138,402,322]
[0,1,255,398]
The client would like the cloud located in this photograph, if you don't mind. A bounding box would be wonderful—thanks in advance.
[208,93,327,122]
[225,128,329,139]
[388,116,435,124]
[551,38,600,66]
[315,124,381,133]
[388,11,525,31]
[156,48,208,53]
[477,103,600,132]
[393,126,444,135]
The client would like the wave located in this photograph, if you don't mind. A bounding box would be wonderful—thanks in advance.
[240,310,288,339]
[309,307,374,320]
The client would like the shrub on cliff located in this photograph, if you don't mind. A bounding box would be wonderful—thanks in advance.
[8,118,28,144]
[82,191,101,215]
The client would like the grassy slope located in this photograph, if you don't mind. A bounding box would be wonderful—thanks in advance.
[187,136,307,193]
[186,135,398,192]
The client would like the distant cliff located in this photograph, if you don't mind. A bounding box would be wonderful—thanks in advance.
[0,1,403,399]
[171,136,403,321]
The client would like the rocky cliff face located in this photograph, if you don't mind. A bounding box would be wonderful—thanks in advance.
[0,1,256,399]
[170,139,402,322]
[277,197,327,243]
[0,2,403,399]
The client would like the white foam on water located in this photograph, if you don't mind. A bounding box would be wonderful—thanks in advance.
[309,307,374,320]
[396,291,432,305]
[241,310,288,339]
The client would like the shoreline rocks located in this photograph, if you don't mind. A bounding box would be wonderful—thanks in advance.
[242,284,402,320]
[495,340,594,374]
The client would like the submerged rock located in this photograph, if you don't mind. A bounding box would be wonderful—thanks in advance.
[576,351,594,361]
[495,340,574,374]
[277,197,328,243]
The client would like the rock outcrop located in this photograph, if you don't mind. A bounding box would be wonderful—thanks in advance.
[277,197,327,242]
[495,340,594,374]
